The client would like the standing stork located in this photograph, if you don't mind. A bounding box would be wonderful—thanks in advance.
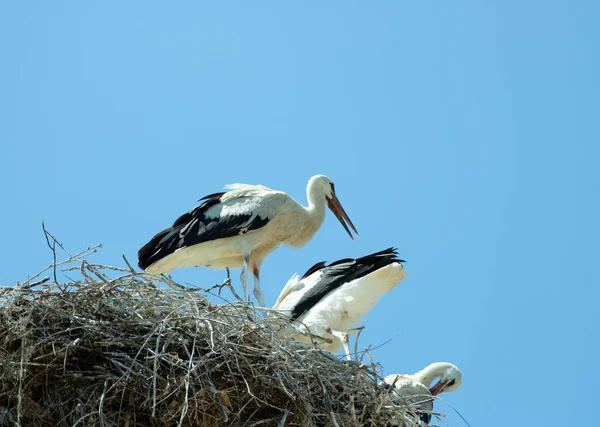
[137,175,358,306]
[272,248,406,360]
[382,362,463,424]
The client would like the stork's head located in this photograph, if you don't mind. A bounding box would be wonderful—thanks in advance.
[308,175,359,240]
[308,175,336,199]
[428,365,462,395]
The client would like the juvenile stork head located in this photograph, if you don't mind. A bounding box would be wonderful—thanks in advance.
[428,364,462,395]
[307,175,358,239]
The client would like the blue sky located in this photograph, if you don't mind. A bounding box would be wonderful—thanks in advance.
[2,1,598,425]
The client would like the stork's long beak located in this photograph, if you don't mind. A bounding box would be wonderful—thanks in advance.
[428,379,450,396]
[327,194,358,240]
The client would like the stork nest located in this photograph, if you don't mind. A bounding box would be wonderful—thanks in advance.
[0,243,426,427]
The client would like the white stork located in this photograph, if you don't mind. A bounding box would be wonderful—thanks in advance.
[272,248,406,360]
[382,362,463,424]
[137,175,358,306]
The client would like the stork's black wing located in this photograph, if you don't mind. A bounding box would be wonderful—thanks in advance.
[290,247,405,320]
[137,192,270,270]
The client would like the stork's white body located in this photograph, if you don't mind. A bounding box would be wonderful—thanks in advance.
[382,373,434,424]
[273,248,406,359]
[277,263,406,353]
[138,176,358,306]
[145,187,321,274]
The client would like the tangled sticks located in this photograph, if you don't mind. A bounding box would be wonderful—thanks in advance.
[0,243,423,427]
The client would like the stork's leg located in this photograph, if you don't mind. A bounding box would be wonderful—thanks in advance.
[329,329,351,361]
[252,262,265,307]
[240,255,250,303]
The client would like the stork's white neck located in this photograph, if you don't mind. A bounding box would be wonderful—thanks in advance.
[305,177,328,225]
[411,362,456,387]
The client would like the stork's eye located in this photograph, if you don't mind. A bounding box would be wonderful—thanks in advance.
[448,379,456,386]
[330,182,336,193]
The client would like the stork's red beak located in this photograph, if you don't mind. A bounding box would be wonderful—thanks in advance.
[327,194,358,240]
[429,379,450,396]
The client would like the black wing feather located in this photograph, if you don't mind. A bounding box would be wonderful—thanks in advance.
[199,192,228,202]
[291,247,404,320]
[300,261,328,280]
[138,192,270,270]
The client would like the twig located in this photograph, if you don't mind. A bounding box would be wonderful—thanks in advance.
[41,220,72,256]
[349,394,358,427]
[29,276,50,287]
[177,333,197,427]
[206,272,244,303]
[352,325,366,362]
[151,321,166,418]
[122,255,136,273]
[358,331,403,358]
[278,410,289,427]
[20,244,101,286]
[42,221,59,284]
[17,341,25,426]
[98,380,108,427]
[313,369,339,427]
[206,376,229,422]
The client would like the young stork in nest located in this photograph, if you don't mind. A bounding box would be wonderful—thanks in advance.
[382,362,463,424]
[272,248,406,360]
[137,175,358,306]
